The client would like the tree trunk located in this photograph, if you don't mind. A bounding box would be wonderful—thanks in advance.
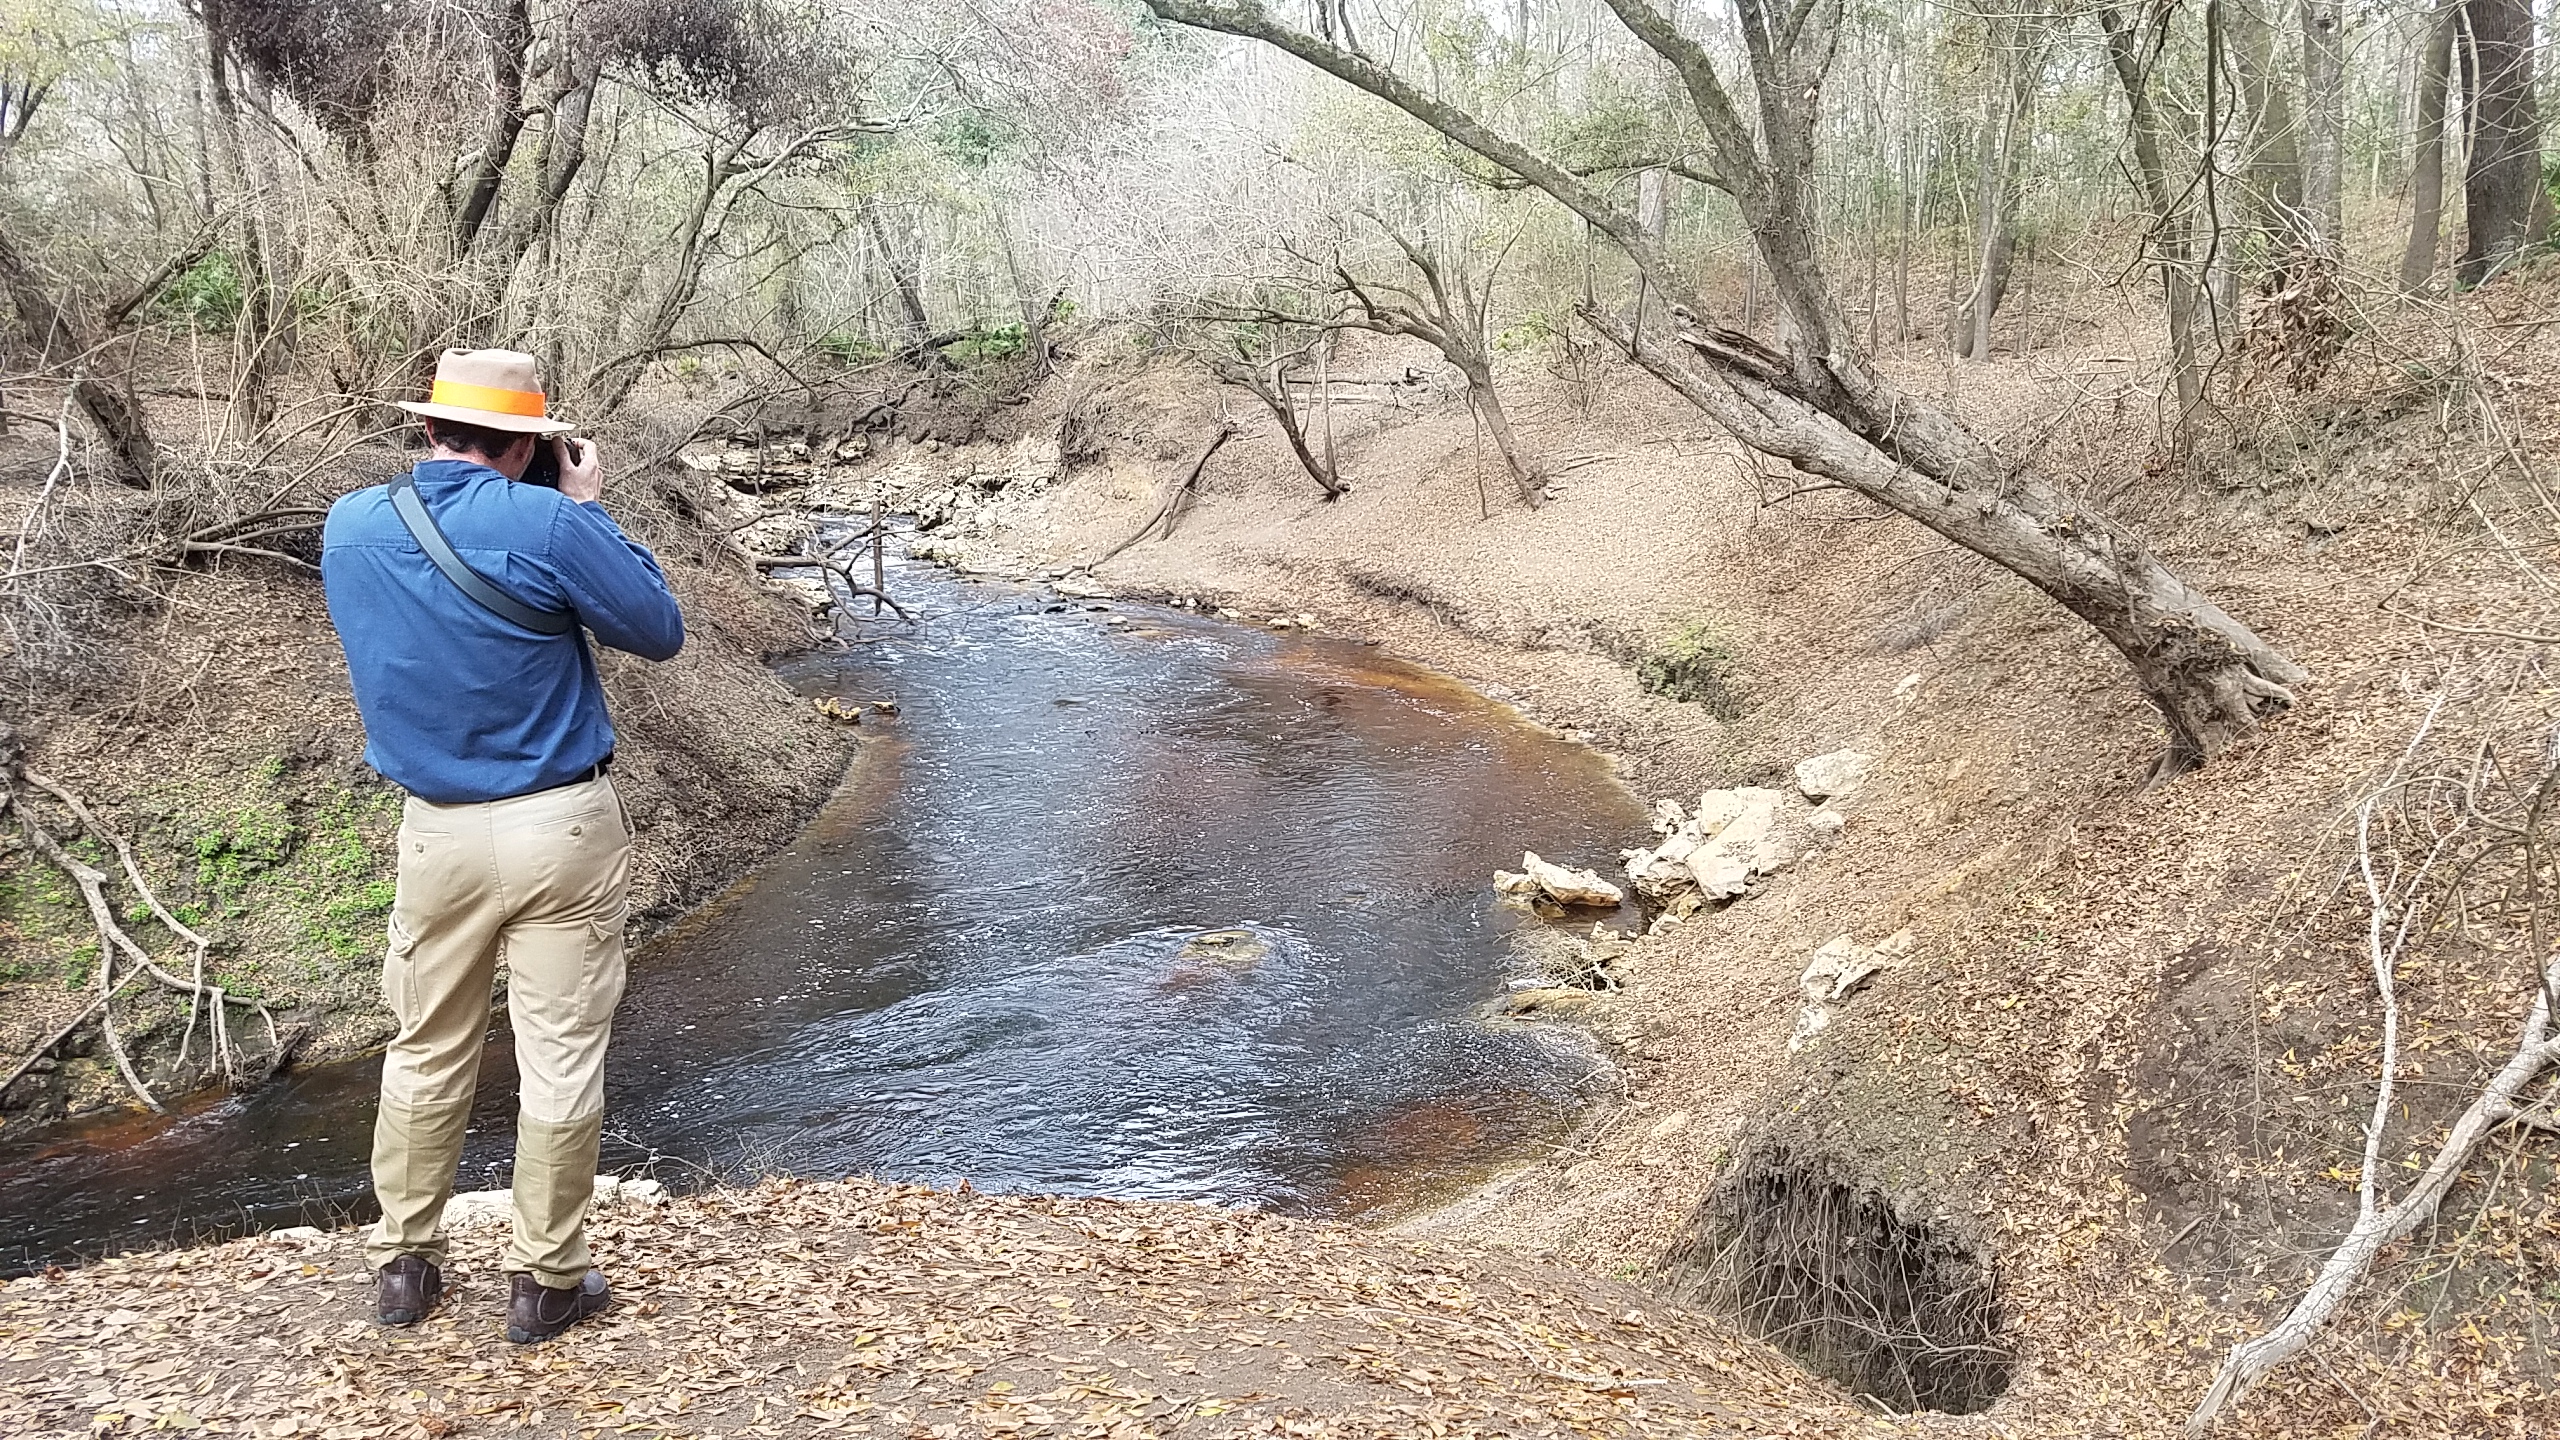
[2226,0,2304,234]
[1150,0,2303,775]
[0,224,157,486]
[2401,6,2456,291]
[860,196,932,344]
[1225,350,1343,499]
[1952,15,2040,361]
[2099,5,2207,441]
[196,0,280,436]
[452,0,533,256]
[1462,361,1543,503]
[2457,0,2546,285]
[2300,0,2347,245]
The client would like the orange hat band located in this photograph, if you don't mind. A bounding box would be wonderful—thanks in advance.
[428,378,548,418]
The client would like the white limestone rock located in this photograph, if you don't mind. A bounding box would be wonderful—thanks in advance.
[1795,750,1875,803]
[1514,851,1626,908]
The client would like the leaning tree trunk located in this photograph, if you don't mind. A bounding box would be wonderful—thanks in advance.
[860,196,933,346]
[0,223,159,486]
[1150,0,2303,775]
[1455,355,1544,503]
[2458,0,2547,286]
[1225,351,1346,500]
[2100,3,2208,441]
[2400,6,2457,291]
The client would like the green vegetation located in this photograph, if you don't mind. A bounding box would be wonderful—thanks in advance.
[945,322,1026,366]
[156,250,246,330]
[1637,623,1748,721]
[190,798,296,923]
[0,756,401,1010]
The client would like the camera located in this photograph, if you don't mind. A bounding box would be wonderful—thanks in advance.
[523,435,576,489]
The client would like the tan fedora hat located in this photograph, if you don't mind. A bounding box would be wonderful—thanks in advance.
[395,348,575,435]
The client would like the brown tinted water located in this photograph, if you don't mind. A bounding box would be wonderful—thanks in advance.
[0,555,1644,1269]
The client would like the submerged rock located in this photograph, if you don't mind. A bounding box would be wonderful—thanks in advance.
[1503,987,1600,1019]
[1175,928,1270,970]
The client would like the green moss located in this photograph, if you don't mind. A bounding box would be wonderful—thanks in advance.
[192,799,296,919]
[2,758,403,1030]
[1637,622,1748,720]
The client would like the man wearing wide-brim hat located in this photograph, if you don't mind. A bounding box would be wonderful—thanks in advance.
[320,348,684,1344]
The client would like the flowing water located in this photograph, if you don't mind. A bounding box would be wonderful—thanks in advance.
[0,554,1644,1271]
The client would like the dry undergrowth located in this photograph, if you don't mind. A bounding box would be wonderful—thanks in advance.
[0,1177,1879,1439]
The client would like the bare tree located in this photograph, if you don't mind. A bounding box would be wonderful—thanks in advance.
[1212,328,1348,500]
[1329,226,1543,506]
[1949,0,2049,361]
[0,65,203,486]
[2098,0,2208,436]
[2399,4,2457,292]
[1148,0,2304,775]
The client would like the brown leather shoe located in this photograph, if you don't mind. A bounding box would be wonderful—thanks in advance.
[375,1254,443,1326]
[505,1269,610,1344]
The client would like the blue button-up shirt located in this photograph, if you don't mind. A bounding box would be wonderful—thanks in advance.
[321,459,685,804]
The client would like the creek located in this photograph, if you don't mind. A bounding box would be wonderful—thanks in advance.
[0,552,1643,1270]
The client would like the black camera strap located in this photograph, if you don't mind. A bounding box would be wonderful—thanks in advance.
[386,471,576,636]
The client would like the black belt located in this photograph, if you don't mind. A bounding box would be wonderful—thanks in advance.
[504,753,612,800]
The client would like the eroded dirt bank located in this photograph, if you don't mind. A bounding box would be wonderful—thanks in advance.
[0,431,856,1132]
[797,320,2560,1437]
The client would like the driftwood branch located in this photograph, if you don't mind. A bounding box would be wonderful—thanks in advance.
[2187,692,2553,1432]
[4,764,279,1109]
[0,970,138,1105]
[750,553,916,622]
[1097,423,1236,565]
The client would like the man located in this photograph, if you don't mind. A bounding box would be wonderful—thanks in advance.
[321,348,684,1343]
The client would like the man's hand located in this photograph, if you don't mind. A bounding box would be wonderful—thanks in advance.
[556,438,604,504]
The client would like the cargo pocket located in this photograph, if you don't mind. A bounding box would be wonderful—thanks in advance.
[580,904,631,1029]
[382,912,421,1027]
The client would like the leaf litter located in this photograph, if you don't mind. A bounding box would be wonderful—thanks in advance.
[0,1176,1888,1438]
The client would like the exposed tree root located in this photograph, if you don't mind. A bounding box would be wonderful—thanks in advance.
[2,759,281,1113]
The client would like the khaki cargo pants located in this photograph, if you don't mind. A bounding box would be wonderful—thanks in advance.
[364,773,630,1287]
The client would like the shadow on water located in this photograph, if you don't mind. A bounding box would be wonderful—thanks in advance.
[0,554,1646,1271]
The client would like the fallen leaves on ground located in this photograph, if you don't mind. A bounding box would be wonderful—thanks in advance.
[0,1177,1885,1439]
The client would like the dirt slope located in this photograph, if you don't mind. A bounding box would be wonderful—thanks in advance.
[869,308,2560,1438]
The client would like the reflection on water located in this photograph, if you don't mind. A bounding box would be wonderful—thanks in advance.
[0,554,1643,1270]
